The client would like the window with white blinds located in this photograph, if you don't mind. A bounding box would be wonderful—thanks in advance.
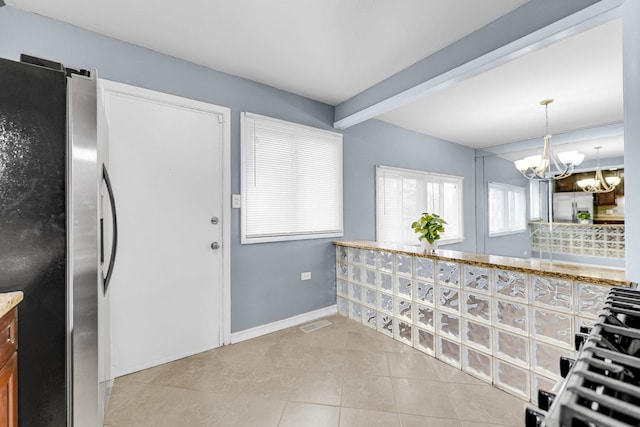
[529,180,542,220]
[241,112,343,244]
[376,165,464,245]
[488,182,527,237]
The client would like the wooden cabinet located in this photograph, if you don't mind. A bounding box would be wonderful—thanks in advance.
[554,175,575,192]
[614,171,625,197]
[0,308,18,427]
[554,169,625,197]
[595,191,616,206]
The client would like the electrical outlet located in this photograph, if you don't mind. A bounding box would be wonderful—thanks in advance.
[301,272,311,280]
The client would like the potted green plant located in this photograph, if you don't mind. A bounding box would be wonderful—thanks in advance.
[577,211,591,224]
[411,212,447,251]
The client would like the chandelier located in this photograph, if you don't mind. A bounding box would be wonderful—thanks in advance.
[576,146,621,193]
[514,99,584,180]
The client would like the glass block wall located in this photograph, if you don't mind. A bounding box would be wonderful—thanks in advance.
[530,222,625,258]
[336,245,611,403]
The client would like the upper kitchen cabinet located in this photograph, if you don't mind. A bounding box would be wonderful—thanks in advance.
[595,191,616,206]
[594,169,624,206]
[554,175,576,192]
[555,169,624,196]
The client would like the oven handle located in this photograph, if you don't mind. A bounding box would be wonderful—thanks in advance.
[102,164,118,293]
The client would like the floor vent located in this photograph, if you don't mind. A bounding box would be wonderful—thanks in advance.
[299,319,332,334]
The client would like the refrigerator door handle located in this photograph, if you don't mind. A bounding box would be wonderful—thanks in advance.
[102,164,118,293]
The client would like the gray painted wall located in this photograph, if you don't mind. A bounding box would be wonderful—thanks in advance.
[475,155,531,258]
[623,0,640,282]
[0,7,339,332]
[2,1,638,336]
[0,7,477,333]
[342,119,477,252]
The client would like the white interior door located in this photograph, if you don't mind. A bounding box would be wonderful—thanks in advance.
[101,81,229,377]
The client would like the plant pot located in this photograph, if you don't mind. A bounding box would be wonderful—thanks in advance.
[420,240,438,251]
[579,219,589,224]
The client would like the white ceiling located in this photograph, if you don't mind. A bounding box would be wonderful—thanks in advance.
[377,18,624,150]
[5,0,624,159]
[5,0,526,105]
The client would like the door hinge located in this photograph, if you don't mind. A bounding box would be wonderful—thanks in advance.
[218,115,224,124]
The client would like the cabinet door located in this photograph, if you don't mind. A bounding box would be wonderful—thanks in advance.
[554,176,574,192]
[0,352,18,427]
[0,310,16,369]
[596,191,616,206]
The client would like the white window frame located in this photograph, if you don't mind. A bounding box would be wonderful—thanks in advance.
[240,112,343,244]
[488,181,527,237]
[529,180,542,220]
[375,165,464,246]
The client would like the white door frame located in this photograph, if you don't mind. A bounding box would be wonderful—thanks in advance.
[98,79,232,346]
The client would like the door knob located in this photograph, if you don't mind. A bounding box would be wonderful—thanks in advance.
[211,242,220,250]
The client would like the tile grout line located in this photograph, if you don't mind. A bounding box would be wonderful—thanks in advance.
[384,351,404,427]
[275,400,289,427]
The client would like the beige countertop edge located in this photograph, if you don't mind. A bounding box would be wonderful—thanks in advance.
[0,291,24,319]
[334,240,631,287]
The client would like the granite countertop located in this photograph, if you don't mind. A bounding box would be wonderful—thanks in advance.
[334,240,632,287]
[530,221,624,228]
[0,292,23,318]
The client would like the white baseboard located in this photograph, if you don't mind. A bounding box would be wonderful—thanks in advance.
[230,304,338,344]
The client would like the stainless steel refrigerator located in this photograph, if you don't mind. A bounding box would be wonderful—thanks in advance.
[0,56,116,426]
[552,191,594,222]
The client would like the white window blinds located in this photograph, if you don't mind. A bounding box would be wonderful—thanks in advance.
[488,182,527,236]
[241,113,343,244]
[376,165,464,245]
[529,180,542,220]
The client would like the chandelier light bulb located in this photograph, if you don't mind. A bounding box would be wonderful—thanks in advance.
[605,176,621,186]
[514,159,529,172]
[525,155,542,169]
[557,151,577,164]
[557,151,585,166]
[577,178,593,189]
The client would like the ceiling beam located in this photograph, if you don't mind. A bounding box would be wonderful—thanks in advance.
[334,0,623,130]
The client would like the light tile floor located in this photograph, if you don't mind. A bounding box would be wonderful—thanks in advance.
[105,315,528,427]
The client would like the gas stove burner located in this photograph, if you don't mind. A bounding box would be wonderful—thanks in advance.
[526,286,640,427]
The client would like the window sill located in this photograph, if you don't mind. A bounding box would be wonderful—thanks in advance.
[407,237,464,246]
[242,231,343,244]
[437,237,465,246]
[488,230,526,238]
